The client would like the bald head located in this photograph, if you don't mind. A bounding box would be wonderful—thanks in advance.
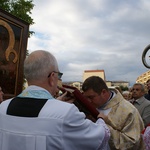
[24,50,58,83]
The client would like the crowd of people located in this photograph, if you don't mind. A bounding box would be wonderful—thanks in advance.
[0,50,150,149]
[121,81,150,150]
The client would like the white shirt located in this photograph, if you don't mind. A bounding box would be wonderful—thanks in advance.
[0,86,110,150]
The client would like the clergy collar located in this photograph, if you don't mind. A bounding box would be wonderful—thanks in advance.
[98,91,115,109]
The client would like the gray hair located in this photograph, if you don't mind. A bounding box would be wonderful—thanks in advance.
[122,91,129,94]
[133,83,145,92]
[24,50,58,82]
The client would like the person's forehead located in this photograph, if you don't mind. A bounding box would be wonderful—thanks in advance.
[83,89,95,95]
[133,85,141,88]
[123,93,128,95]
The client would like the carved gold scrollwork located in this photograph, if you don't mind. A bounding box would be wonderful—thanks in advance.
[0,19,18,63]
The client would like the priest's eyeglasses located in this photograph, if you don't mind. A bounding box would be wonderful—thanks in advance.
[48,71,63,79]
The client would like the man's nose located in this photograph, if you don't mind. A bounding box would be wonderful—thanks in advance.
[86,97,92,102]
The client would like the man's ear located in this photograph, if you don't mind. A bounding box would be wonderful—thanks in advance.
[100,89,107,97]
[101,89,107,94]
[48,72,55,86]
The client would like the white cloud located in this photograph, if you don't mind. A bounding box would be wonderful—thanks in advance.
[27,0,150,86]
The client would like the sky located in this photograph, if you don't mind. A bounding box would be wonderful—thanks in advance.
[27,0,150,86]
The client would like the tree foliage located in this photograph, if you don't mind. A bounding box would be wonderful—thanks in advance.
[120,85,129,92]
[0,0,35,36]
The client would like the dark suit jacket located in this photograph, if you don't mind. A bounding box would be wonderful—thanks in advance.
[144,90,150,100]
[134,96,150,127]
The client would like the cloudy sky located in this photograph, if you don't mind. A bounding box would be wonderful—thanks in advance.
[27,0,150,86]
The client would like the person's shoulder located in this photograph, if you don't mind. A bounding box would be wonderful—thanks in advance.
[121,99,132,108]
[40,99,82,119]
[141,96,150,104]
[0,98,12,114]
[0,98,12,106]
[45,98,76,112]
[47,98,73,105]
[143,97,150,107]
[119,98,139,112]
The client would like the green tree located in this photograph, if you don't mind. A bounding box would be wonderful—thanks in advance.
[120,85,129,92]
[0,0,34,36]
[0,0,10,11]
[0,0,34,89]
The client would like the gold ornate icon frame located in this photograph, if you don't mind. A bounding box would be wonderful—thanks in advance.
[0,9,29,99]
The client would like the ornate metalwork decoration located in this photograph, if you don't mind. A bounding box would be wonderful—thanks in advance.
[0,19,18,63]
